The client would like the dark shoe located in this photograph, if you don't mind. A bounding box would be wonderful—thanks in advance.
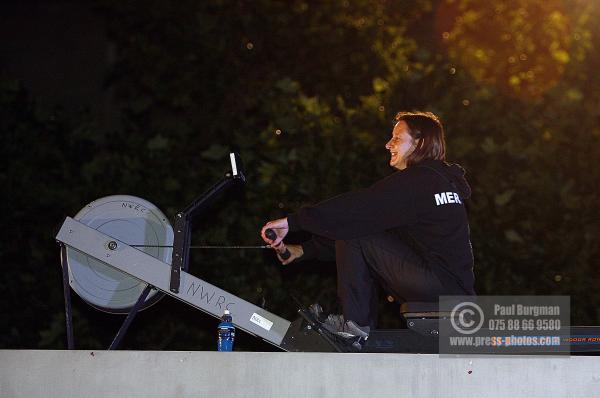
[322,314,370,340]
[308,303,324,321]
[307,305,370,350]
[321,314,345,334]
[344,320,370,340]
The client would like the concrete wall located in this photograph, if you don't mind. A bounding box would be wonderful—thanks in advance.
[1,350,599,398]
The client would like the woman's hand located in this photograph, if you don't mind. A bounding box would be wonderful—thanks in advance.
[260,218,289,247]
[275,244,303,265]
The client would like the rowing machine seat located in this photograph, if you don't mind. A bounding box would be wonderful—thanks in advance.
[400,302,451,336]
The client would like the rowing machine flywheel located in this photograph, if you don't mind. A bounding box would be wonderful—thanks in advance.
[63,195,173,313]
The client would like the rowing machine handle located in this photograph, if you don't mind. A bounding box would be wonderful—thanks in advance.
[265,229,291,260]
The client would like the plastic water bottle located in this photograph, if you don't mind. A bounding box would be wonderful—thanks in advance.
[217,310,235,351]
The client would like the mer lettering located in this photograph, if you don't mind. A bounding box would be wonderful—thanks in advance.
[434,192,462,206]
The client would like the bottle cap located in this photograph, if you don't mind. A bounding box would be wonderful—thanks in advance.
[224,310,230,315]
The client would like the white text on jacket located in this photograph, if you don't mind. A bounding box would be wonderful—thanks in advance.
[434,192,462,206]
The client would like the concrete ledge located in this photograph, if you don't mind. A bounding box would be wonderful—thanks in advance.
[1,350,599,398]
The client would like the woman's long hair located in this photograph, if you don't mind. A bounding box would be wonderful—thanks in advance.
[395,111,446,166]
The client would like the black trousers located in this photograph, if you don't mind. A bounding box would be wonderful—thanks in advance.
[335,232,450,328]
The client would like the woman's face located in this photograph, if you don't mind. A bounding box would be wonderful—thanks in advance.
[385,121,416,170]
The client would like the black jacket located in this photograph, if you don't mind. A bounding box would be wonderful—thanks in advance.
[287,159,475,295]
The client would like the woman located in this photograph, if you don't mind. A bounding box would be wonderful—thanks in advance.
[261,111,475,333]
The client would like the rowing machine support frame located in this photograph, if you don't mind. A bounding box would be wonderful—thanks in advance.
[56,153,339,351]
[170,152,246,294]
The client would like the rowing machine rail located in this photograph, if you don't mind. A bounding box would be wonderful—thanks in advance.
[55,153,336,351]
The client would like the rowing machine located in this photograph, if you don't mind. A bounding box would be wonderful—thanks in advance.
[55,153,600,354]
[56,153,335,351]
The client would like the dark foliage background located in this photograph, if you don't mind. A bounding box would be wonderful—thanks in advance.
[1,0,598,350]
